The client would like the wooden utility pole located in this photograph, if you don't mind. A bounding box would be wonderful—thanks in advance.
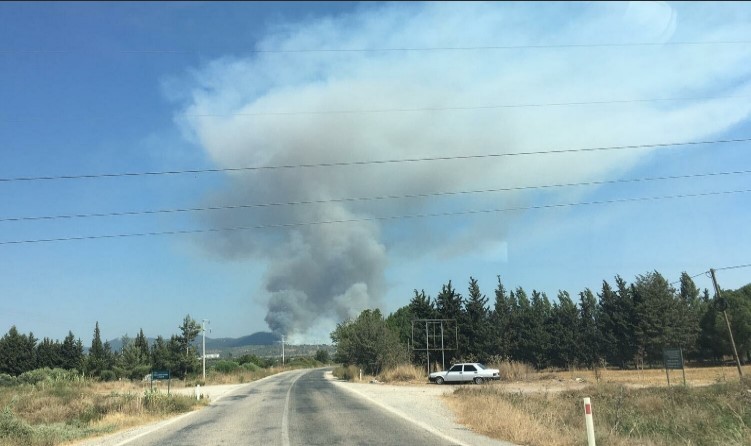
[710,268,743,378]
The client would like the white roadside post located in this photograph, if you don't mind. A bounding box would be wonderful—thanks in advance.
[195,384,201,401]
[583,397,596,446]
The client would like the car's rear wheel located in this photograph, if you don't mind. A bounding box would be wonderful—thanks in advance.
[474,377,484,384]
[435,376,444,385]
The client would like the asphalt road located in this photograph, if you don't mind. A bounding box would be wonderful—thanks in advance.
[121,368,461,446]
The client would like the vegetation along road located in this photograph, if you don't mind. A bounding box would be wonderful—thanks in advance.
[77,368,507,446]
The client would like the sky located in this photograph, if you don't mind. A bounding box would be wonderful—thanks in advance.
[1,1,750,345]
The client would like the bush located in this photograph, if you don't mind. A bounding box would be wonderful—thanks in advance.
[378,364,425,382]
[0,374,16,387]
[0,407,32,441]
[241,363,260,372]
[333,365,360,381]
[314,349,330,364]
[99,370,117,382]
[213,361,240,374]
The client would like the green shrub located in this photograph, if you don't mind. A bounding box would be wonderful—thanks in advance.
[242,363,260,372]
[0,374,16,387]
[99,370,117,382]
[17,369,49,385]
[0,407,32,441]
[213,360,240,374]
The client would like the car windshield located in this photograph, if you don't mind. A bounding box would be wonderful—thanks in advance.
[2,3,749,446]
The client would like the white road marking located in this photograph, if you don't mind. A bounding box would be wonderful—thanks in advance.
[281,370,305,446]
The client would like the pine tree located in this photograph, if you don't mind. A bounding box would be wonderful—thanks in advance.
[578,288,601,369]
[464,277,491,362]
[407,289,435,366]
[36,337,63,369]
[598,277,637,368]
[633,271,681,364]
[0,326,37,375]
[87,321,107,377]
[60,331,83,371]
[435,281,465,363]
[513,287,535,365]
[490,276,514,358]
[550,291,579,369]
[528,290,552,368]
[175,315,201,378]
[676,272,703,358]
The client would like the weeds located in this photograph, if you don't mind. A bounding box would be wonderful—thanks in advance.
[446,380,751,446]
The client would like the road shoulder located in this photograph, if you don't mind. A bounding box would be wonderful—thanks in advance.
[324,372,517,446]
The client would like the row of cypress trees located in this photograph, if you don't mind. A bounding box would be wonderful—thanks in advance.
[384,271,751,370]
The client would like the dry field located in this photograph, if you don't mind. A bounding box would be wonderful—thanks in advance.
[443,365,751,446]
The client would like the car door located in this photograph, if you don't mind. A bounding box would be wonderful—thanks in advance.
[445,364,463,382]
[463,364,478,382]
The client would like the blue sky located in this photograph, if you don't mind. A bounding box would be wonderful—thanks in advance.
[1,2,750,345]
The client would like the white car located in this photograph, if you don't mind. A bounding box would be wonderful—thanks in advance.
[428,363,500,384]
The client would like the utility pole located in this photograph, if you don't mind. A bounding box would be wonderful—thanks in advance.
[281,335,285,366]
[202,319,210,381]
[710,269,743,378]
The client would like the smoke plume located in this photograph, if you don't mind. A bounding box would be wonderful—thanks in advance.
[172,2,751,336]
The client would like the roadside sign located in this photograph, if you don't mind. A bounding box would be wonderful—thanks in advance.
[152,370,171,380]
[150,370,172,395]
[662,348,686,386]
[663,348,683,370]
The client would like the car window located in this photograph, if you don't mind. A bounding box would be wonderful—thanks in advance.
[476,363,486,369]
[448,365,462,372]
[464,365,477,372]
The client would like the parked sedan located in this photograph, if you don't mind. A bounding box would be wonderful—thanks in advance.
[428,363,500,384]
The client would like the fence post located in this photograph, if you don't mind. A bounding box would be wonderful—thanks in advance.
[584,397,596,446]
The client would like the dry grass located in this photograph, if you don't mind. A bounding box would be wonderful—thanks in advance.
[0,378,206,446]
[445,373,751,446]
[377,364,425,384]
[540,364,751,387]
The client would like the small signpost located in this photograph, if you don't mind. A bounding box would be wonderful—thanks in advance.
[662,348,686,386]
[151,370,171,395]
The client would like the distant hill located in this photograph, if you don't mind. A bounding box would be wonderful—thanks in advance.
[107,331,281,352]
[204,332,281,350]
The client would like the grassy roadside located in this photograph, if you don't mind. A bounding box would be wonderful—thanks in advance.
[0,364,321,446]
[334,362,751,445]
[0,371,206,446]
[445,376,751,446]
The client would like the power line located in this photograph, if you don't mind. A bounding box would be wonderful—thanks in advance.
[2,40,750,54]
[671,263,751,285]
[2,137,750,184]
[4,95,745,123]
[716,264,751,272]
[3,168,750,223]
[2,187,749,246]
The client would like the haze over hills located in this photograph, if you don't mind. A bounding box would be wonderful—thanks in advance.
[107,331,282,353]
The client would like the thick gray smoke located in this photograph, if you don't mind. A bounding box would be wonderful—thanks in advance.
[173,2,751,337]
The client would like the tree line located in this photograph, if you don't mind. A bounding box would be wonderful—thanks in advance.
[0,314,203,380]
[332,271,751,374]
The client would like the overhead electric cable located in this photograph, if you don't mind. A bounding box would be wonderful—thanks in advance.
[2,188,749,246]
[3,168,750,223]
[2,40,750,54]
[671,263,751,285]
[183,95,751,117]
[2,137,750,183]
[715,263,751,272]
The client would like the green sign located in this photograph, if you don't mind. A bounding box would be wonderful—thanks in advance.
[152,370,170,380]
[663,348,683,370]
